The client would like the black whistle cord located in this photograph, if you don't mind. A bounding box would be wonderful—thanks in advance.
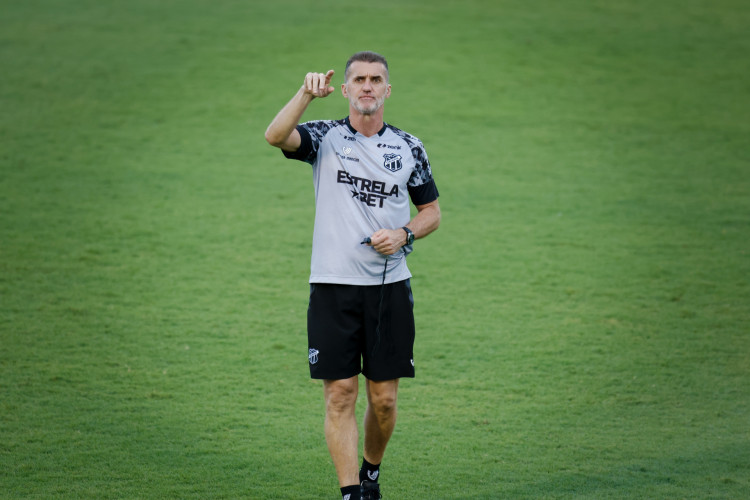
[371,257,388,356]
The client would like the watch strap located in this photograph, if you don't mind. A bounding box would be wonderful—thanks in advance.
[402,226,414,246]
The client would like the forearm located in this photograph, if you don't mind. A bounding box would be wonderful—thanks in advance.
[367,200,440,255]
[406,200,441,241]
[264,86,313,149]
[266,70,335,150]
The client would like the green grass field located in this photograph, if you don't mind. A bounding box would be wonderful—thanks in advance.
[2,0,749,498]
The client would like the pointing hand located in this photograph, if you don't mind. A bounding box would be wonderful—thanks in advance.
[303,70,335,98]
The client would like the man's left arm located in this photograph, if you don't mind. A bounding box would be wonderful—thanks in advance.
[368,199,441,256]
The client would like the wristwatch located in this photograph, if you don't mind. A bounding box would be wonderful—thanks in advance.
[402,226,415,246]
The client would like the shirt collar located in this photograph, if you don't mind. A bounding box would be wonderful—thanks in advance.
[344,116,387,137]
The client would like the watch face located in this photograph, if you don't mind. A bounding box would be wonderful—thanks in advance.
[404,228,414,245]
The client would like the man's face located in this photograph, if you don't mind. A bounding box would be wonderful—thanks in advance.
[342,61,391,115]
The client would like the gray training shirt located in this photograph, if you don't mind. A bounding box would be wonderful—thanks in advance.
[283,117,439,285]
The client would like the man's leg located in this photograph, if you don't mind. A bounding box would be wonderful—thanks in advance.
[363,378,399,465]
[324,376,360,488]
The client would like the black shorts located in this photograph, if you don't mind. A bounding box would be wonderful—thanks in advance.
[307,280,416,381]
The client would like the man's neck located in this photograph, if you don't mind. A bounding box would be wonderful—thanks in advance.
[348,109,384,137]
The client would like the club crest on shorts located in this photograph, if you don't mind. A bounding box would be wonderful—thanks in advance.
[383,153,403,172]
[308,348,319,365]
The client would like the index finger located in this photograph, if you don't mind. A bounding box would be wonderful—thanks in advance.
[320,69,334,91]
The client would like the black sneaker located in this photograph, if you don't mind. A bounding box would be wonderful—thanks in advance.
[360,480,382,500]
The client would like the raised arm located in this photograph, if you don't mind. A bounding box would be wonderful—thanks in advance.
[264,70,335,152]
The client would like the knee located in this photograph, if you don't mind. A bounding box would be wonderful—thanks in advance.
[325,379,358,414]
[370,390,397,417]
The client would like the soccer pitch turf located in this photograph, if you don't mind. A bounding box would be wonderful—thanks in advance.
[1,0,749,498]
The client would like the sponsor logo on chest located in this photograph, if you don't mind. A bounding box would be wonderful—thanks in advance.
[337,170,400,208]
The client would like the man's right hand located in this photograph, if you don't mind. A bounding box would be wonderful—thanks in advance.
[265,69,334,151]
[303,70,335,98]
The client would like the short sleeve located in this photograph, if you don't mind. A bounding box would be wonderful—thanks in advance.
[281,120,338,165]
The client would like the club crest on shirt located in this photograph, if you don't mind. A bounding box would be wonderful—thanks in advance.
[383,153,403,172]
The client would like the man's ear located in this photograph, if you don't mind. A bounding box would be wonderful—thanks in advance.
[341,83,348,98]
[386,84,392,98]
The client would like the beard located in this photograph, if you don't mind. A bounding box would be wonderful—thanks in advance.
[350,93,385,115]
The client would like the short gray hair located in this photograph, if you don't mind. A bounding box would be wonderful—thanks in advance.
[344,51,389,81]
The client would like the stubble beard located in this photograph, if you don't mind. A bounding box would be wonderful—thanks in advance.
[350,93,385,116]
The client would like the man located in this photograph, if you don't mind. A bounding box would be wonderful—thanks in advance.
[264,51,440,500]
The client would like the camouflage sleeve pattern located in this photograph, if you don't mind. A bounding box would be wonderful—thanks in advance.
[283,120,339,164]
[387,126,434,187]
[385,124,439,204]
[406,138,434,188]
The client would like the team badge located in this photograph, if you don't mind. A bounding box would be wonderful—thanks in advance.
[383,153,403,172]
